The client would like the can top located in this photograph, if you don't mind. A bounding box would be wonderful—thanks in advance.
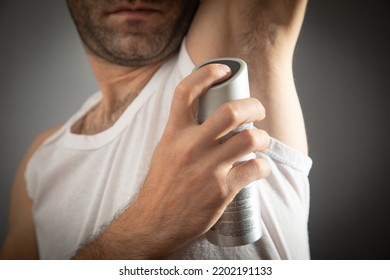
[193,58,245,89]
[194,58,250,123]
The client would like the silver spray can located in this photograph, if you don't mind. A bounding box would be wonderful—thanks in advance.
[195,58,262,246]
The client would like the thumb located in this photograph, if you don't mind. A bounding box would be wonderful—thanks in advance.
[168,64,231,128]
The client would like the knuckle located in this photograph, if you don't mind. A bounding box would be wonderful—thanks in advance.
[174,83,188,101]
[210,168,230,201]
[238,129,270,151]
[253,159,263,176]
[174,78,199,97]
[240,129,259,148]
[221,103,241,126]
[253,158,270,178]
[178,146,197,165]
[212,184,229,202]
[203,64,222,78]
[174,82,200,108]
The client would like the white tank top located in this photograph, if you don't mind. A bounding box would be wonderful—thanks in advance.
[26,41,312,260]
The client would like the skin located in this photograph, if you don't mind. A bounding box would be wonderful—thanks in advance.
[1,0,308,259]
[67,0,199,67]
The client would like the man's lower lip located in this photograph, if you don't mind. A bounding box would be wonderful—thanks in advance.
[109,9,159,19]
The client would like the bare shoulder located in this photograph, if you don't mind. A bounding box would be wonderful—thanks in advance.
[0,125,62,259]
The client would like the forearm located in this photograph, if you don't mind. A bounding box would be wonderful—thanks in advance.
[72,203,167,260]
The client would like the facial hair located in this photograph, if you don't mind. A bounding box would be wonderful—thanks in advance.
[66,0,199,67]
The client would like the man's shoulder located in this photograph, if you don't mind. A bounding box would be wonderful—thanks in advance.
[26,125,64,161]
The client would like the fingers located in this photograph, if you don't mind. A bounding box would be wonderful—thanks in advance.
[168,63,266,147]
[199,98,265,142]
[214,128,270,165]
[169,64,231,128]
[227,158,270,193]
[166,62,271,194]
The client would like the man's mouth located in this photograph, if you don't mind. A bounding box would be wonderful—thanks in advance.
[106,3,161,19]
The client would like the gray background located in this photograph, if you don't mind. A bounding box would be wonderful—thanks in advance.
[1,1,389,259]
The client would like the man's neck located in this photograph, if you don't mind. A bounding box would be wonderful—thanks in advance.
[71,53,169,135]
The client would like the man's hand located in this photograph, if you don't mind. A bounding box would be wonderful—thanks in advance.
[73,64,270,259]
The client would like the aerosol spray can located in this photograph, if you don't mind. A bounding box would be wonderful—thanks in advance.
[195,58,262,246]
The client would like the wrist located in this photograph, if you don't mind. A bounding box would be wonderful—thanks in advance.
[72,203,166,260]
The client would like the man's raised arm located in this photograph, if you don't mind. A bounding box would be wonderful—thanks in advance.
[187,0,308,154]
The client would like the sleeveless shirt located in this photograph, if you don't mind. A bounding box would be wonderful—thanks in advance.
[26,41,312,259]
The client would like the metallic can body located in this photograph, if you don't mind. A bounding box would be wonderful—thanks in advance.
[207,181,261,246]
[194,58,262,246]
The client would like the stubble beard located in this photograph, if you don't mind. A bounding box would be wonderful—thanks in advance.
[68,1,199,67]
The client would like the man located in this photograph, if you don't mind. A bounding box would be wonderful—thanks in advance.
[1,0,311,259]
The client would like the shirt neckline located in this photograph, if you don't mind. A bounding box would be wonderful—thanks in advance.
[59,39,195,150]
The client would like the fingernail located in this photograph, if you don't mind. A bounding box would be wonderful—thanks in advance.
[217,64,231,74]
